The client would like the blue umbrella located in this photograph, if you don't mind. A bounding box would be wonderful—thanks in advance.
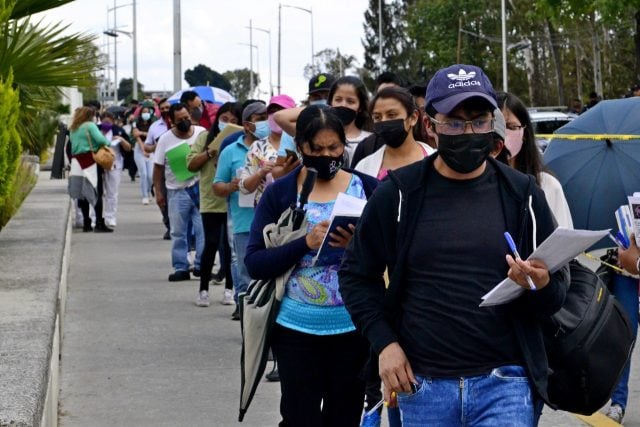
[543,97,640,248]
[167,85,235,105]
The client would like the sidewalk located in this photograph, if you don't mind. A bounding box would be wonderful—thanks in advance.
[58,172,635,426]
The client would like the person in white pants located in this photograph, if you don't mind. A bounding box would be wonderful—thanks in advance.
[100,111,132,228]
[132,103,157,205]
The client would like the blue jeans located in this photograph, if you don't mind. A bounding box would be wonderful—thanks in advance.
[610,274,639,409]
[133,145,154,198]
[233,232,251,303]
[167,187,204,272]
[397,365,534,426]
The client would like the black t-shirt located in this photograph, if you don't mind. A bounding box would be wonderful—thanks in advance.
[398,162,522,377]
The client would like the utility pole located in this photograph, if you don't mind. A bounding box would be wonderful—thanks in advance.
[277,3,281,94]
[132,0,138,99]
[378,0,383,72]
[501,0,508,92]
[249,19,254,96]
[113,0,118,102]
[173,0,182,92]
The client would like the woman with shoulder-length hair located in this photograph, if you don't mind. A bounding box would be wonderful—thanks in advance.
[495,91,573,229]
[68,106,113,232]
[245,105,378,426]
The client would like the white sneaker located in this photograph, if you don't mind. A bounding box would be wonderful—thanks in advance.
[105,219,117,228]
[142,197,150,205]
[606,404,624,424]
[196,290,210,307]
[221,289,234,305]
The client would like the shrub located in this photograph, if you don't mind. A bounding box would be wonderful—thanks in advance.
[0,70,22,224]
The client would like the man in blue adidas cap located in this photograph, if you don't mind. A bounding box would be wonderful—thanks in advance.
[339,64,569,425]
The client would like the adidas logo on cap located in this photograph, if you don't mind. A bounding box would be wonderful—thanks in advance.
[447,69,481,89]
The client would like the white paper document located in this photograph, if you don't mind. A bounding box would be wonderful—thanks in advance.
[480,228,610,307]
[236,167,256,208]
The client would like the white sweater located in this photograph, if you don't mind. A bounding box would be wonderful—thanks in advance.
[355,141,435,178]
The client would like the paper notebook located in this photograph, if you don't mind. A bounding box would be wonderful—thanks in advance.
[312,192,367,266]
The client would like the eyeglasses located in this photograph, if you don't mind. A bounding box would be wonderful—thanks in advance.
[506,124,526,131]
[428,116,494,135]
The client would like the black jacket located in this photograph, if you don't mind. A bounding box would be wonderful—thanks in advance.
[338,154,570,405]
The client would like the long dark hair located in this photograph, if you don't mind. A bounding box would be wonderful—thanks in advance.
[370,86,427,142]
[294,105,346,151]
[206,102,242,144]
[328,76,372,131]
[496,91,546,184]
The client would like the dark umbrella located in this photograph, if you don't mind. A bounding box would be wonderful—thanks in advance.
[105,105,127,117]
[543,97,640,248]
[238,169,317,422]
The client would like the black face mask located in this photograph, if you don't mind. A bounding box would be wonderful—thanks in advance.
[190,107,203,122]
[437,133,493,174]
[302,153,344,180]
[176,119,192,133]
[374,119,409,148]
[332,106,357,126]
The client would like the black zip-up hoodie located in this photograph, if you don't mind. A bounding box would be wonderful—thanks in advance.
[338,154,570,405]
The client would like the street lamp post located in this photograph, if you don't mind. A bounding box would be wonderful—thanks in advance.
[173,0,181,92]
[106,0,137,102]
[239,43,259,98]
[248,24,273,97]
[278,3,314,94]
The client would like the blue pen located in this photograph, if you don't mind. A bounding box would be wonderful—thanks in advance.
[504,231,537,291]
[616,230,630,249]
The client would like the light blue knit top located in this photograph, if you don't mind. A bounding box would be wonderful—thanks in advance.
[275,175,366,335]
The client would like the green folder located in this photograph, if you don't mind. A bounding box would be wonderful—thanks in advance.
[166,142,197,182]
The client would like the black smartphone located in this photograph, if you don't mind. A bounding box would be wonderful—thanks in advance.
[285,149,298,161]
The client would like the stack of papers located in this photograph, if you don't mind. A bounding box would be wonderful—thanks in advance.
[627,193,640,247]
[312,192,367,266]
[480,228,610,307]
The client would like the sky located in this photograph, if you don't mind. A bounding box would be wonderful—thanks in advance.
[35,0,371,103]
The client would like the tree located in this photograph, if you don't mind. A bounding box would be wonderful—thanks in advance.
[362,0,427,87]
[184,64,232,91]
[0,0,102,155]
[222,68,260,102]
[303,48,358,79]
[117,77,144,102]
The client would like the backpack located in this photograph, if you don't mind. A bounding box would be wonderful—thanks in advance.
[543,260,635,415]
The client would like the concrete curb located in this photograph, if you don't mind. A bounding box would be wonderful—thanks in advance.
[0,174,71,427]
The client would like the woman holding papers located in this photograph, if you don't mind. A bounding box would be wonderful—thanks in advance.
[355,87,435,180]
[245,105,378,426]
[186,102,241,307]
[496,92,574,229]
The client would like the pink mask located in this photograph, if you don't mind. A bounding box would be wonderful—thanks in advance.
[505,128,524,158]
[268,114,282,134]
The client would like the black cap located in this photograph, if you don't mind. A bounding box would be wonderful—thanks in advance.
[308,73,335,94]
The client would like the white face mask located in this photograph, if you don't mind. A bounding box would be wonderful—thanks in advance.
[505,128,524,158]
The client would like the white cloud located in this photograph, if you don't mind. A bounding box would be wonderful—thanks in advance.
[34,0,370,102]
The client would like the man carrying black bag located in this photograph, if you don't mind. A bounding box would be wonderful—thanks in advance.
[339,64,570,426]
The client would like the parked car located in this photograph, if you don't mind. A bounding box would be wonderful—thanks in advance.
[528,109,577,152]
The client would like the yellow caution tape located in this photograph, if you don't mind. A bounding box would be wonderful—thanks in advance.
[538,134,640,140]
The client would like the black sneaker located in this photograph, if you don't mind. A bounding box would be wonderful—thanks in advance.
[168,270,190,282]
[163,230,171,240]
[192,269,201,278]
[265,363,280,382]
[94,222,114,233]
[231,305,240,321]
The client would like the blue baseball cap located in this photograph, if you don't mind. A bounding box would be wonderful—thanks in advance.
[425,64,497,114]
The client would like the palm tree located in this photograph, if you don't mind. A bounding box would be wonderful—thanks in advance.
[0,0,103,155]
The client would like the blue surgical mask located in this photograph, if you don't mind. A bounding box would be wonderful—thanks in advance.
[141,112,151,121]
[218,121,228,132]
[252,120,270,139]
[309,99,328,106]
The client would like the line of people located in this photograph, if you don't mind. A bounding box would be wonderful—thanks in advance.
[68,62,634,427]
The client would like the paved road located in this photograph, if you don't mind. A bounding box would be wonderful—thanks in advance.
[59,174,636,426]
